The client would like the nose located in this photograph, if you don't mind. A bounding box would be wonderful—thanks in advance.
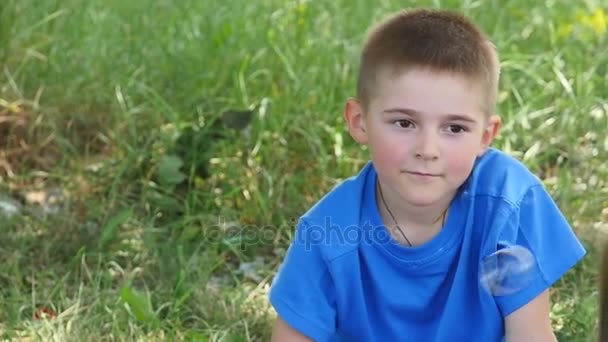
[414,130,439,161]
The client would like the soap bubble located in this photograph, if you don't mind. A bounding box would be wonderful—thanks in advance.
[479,245,537,296]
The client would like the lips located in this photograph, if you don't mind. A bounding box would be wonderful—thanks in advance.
[406,171,440,177]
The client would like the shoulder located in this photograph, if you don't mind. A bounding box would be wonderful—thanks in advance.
[297,162,374,261]
[466,151,586,316]
[464,147,543,205]
[302,161,372,221]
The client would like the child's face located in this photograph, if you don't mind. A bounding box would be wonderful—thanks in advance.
[345,68,500,207]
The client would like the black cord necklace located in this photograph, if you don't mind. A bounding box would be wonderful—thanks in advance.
[377,180,447,247]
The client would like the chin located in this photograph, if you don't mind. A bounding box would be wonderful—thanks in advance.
[406,196,443,207]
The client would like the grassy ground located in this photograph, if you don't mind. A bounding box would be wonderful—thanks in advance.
[0,0,606,340]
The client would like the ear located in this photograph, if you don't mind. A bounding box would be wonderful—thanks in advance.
[344,98,368,145]
[479,114,501,155]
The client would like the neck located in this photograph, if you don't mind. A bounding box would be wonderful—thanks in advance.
[376,180,452,230]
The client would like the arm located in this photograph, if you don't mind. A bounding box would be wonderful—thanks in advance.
[504,289,556,342]
[497,184,585,341]
[271,317,313,342]
[268,219,338,341]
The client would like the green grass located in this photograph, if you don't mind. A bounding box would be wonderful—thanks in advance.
[0,0,606,340]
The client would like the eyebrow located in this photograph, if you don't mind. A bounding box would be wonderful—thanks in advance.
[382,108,478,123]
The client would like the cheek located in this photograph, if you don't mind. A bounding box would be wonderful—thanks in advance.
[368,136,405,167]
[370,144,397,167]
[445,151,477,178]
[442,135,483,174]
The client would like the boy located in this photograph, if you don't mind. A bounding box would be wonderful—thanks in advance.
[269,8,586,341]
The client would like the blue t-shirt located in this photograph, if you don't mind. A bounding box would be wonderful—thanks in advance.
[269,148,586,341]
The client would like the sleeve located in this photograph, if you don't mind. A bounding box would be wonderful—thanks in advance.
[269,218,337,341]
[494,184,587,316]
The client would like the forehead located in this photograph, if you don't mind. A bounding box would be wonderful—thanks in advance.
[369,67,487,118]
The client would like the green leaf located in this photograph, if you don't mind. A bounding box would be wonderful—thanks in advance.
[220,109,254,131]
[99,209,132,249]
[158,154,187,185]
[120,285,156,324]
[184,331,209,342]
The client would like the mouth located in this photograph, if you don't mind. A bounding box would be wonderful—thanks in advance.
[405,171,441,177]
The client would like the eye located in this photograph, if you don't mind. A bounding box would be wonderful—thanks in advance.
[447,124,468,133]
[393,119,414,128]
